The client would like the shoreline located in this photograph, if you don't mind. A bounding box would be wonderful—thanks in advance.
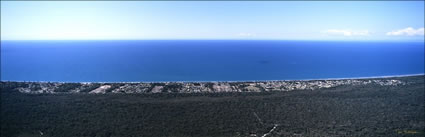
[1,73,423,83]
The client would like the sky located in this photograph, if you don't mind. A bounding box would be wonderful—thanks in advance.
[1,1,424,41]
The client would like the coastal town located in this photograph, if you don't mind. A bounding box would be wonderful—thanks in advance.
[1,78,406,94]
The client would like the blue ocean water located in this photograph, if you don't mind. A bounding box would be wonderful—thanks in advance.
[1,40,424,82]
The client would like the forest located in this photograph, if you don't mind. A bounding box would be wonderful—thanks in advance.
[1,76,424,137]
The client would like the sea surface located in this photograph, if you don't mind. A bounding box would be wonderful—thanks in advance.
[1,40,424,82]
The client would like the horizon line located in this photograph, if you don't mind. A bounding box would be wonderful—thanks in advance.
[1,39,424,42]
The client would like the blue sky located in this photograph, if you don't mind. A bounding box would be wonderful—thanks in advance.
[1,1,424,41]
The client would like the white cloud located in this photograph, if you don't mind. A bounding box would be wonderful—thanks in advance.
[237,32,256,37]
[322,29,370,36]
[386,27,425,36]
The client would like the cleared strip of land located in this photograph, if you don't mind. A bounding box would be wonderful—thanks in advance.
[1,75,411,94]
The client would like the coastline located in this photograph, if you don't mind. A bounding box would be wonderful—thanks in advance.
[1,73,424,83]
[2,74,421,94]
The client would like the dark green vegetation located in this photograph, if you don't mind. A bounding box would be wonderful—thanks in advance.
[1,76,424,137]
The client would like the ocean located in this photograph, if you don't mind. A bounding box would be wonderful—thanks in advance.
[1,40,424,82]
